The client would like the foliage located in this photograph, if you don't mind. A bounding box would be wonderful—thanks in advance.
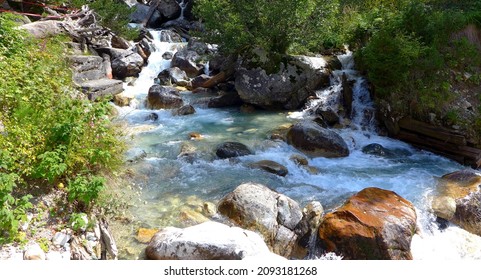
[67,175,105,210]
[0,14,123,244]
[69,212,88,232]
[194,0,340,55]
[348,0,481,123]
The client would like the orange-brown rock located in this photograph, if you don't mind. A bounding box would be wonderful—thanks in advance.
[136,228,158,244]
[318,187,417,260]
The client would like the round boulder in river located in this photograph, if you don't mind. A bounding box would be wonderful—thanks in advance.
[218,182,306,258]
[145,221,272,260]
[286,120,349,158]
[146,85,183,109]
[215,142,252,159]
[318,187,417,260]
[248,160,288,177]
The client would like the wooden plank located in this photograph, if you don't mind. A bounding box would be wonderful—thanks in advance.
[398,117,467,146]
[396,130,477,163]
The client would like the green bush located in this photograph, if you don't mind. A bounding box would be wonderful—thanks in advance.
[67,175,105,210]
[0,14,123,244]
[194,0,340,55]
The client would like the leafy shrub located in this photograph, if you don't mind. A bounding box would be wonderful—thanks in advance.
[0,14,123,244]
[194,0,340,55]
[67,176,105,210]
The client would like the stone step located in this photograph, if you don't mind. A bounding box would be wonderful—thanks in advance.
[73,69,106,84]
[79,78,124,101]
[68,55,108,83]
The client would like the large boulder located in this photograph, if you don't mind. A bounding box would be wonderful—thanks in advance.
[218,182,305,258]
[215,142,252,159]
[318,187,417,260]
[431,170,481,236]
[235,55,329,110]
[171,48,204,77]
[286,120,349,158]
[19,20,63,39]
[157,0,182,21]
[207,91,243,108]
[145,222,272,260]
[157,67,189,86]
[130,3,161,27]
[111,50,144,79]
[147,85,183,109]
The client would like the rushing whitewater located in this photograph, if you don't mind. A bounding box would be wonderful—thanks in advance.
[112,32,481,260]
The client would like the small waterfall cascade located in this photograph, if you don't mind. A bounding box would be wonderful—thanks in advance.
[121,30,186,109]
[178,0,187,20]
[292,50,376,132]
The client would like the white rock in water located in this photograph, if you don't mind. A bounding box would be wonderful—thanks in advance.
[145,221,272,260]
[23,243,46,260]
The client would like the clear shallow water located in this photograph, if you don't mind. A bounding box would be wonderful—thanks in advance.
[111,34,481,260]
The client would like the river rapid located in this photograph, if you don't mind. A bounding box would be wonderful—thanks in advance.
[111,31,481,260]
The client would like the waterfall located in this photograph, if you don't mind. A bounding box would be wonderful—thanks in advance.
[121,30,185,108]
[290,50,376,132]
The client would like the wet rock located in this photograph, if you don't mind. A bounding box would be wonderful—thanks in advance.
[431,170,481,236]
[179,209,210,226]
[172,48,204,77]
[113,92,133,107]
[191,74,211,89]
[157,67,189,86]
[130,3,161,27]
[145,112,159,121]
[187,37,209,55]
[125,148,147,163]
[295,201,324,257]
[286,120,349,158]
[248,160,288,177]
[303,166,320,175]
[145,222,271,260]
[202,202,217,217]
[341,73,354,116]
[147,85,183,109]
[178,142,197,160]
[136,228,159,244]
[23,243,46,260]
[318,187,417,260]
[316,108,339,126]
[111,50,144,79]
[162,51,173,60]
[290,154,309,166]
[218,182,305,258]
[432,196,457,220]
[240,104,256,113]
[174,105,196,116]
[215,142,252,159]
[188,132,203,140]
[207,91,243,108]
[362,143,393,157]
